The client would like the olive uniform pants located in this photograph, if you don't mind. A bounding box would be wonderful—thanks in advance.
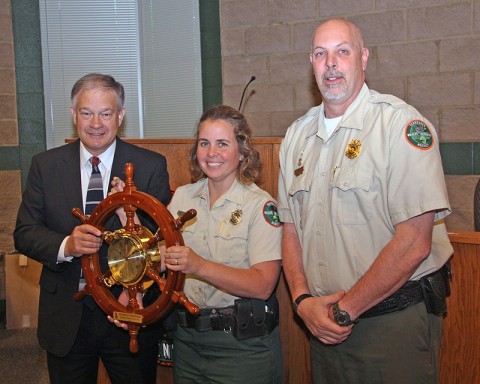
[173,325,282,383]
[311,302,442,384]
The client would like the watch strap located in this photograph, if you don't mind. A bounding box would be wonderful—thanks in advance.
[293,293,313,313]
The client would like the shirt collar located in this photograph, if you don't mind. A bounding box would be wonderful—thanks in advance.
[219,179,244,205]
[337,83,370,131]
[193,178,245,207]
[303,83,370,141]
[79,140,116,170]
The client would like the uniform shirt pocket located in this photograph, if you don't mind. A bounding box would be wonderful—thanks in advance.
[330,166,373,225]
[214,223,249,268]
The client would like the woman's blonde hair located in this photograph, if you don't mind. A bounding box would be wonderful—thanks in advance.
[190,105,262,185]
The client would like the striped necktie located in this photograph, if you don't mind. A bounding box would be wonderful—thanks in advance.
[80,156,104,296]
[85,156,104,215]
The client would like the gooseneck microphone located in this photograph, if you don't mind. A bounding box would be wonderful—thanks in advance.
[238,75,256,110]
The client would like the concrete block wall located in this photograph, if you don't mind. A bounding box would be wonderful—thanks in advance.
[0,0,20,254]
[220,0,480,231]
[0,0,16,147]
[0,0,18,328]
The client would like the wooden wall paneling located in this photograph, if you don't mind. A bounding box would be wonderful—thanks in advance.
[277,273,311,383]
[255,143,274,196]
[255,139,281,198]
[128,138,283,198]
[439,233,480,384]
[128,139,194,189]
[272,143,281,199]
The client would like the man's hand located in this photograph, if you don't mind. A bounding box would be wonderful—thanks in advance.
[297,289,353,345]
[65,224,102,257]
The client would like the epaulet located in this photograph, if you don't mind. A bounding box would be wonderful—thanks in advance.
[290,105,322,126]
[248,183,272,200]
[369,90,408,109]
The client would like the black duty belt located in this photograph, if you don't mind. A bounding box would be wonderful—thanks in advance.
[175,296,280,339]
[176,306,236,332]
[360,265,449,318]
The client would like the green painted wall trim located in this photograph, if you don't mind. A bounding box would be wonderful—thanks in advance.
[0,146,20,170]
[440,142,480,175]
[11,0,46,189]
[199,0,222,109]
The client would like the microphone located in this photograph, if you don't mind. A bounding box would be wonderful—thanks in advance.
[238,75,256,111]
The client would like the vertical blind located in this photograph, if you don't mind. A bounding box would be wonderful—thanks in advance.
[138,1,203,138]
[39,0,203,149]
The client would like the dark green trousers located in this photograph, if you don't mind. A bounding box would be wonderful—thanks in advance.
[173,325,282,383]
[311,302,442,384]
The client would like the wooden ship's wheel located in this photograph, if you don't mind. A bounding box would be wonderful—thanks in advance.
[72,163,199,353]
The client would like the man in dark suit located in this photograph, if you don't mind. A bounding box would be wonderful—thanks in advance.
[14,73,171,384]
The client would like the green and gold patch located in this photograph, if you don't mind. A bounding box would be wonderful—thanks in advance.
[404,120,433,150]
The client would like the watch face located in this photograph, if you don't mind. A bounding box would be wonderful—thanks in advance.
[108,235,147,285]
[337,313,349,325]
[333,303,353,326]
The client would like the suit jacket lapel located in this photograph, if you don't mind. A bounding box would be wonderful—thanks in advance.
[111,138,132,183]
[58,140,83,214]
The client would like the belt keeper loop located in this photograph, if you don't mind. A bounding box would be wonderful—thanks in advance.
[176,309,189,327]
[210,310,220,330]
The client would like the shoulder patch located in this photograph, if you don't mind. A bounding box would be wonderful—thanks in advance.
[263,201,282,228]
[404,120,433,150]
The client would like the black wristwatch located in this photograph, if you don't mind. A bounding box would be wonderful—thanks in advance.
[332,302,358,326]
[293,293,313,313]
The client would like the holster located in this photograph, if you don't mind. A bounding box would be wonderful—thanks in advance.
[420,262,451,315]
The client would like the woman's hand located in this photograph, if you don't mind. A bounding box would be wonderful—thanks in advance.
[164,245,204,274]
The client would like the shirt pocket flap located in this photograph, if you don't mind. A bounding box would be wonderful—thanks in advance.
[288,174,312,196]
[180,217,198,234]
[332,167,372,192]
[216,222,249,240]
